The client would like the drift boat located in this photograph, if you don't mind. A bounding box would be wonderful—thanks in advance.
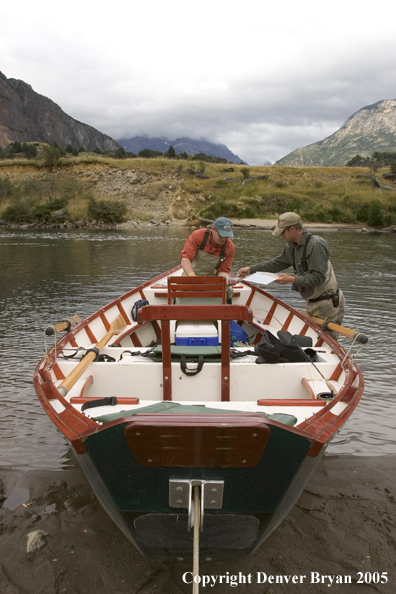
[33,268,366,562]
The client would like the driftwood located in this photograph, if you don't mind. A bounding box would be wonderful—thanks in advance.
[241,174,270,187]
[372,176,396,192]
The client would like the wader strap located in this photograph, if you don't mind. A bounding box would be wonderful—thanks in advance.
[199,228,227,261]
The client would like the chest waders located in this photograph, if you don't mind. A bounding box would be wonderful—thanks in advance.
[187,229,232,301]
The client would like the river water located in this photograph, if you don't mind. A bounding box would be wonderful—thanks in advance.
[1,226,395,471]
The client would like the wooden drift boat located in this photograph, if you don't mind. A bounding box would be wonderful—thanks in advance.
[33,268,366,562]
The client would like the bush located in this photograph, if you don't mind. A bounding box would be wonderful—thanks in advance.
[367,199,384,227]
[138,148,163,158]
[2,202,31,223]
[0,178,15,200]
[42,144,63,167]
[88,196,127,223]
[32,198,68,221]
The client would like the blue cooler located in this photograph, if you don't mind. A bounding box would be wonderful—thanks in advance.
[175,321,219,346]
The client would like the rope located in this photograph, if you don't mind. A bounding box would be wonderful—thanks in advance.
[193,486,200,594]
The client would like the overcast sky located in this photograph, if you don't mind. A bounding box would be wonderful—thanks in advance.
[1,0,395,164]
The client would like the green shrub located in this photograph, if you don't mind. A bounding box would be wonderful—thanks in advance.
[32,198,67,221]
[0,178,15,200]
[2,202,31,223]
[88,196,127,223]
[367,199,384,227]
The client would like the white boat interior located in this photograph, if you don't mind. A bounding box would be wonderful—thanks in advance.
[43,269,357,429]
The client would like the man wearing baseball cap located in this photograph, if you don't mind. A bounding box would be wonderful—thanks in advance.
[237,212,346,327]
[181,217,238,301]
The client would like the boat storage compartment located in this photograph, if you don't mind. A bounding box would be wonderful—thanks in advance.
[175,320,219,346]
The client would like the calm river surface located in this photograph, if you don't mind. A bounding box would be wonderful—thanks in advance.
[1,226,395,470]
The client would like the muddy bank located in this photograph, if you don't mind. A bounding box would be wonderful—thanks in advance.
[1,455,394,593]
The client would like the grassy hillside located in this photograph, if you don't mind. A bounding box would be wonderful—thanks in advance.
[0,153,395,227]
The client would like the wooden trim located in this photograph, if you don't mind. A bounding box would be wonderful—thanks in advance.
[85,325,97,344]
[53,363,65,380]
[117,302,131,325]
[161,320,172,401]
[70,396,139,405]
[300,378,317,399]
[282,312,294,332]
[264,301,277,325]
[257,399,325,407]
[221,320,231,401]
[100,314,111,332]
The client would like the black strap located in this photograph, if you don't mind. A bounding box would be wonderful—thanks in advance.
[199,228,227,261]
[59,347,86,359]
[118,348,155,360]
[180,354,204,376]
[230,348,256,359]
[81,396,118,412]
[309,288,339,303]
[97,354,116,362]
[85,347,100,361]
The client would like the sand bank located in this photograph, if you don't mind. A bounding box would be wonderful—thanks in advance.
[0,455,394,593]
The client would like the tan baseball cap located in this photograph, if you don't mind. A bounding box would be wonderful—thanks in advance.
[272,212,302,236]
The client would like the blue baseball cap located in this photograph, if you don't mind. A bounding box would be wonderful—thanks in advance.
[213,217,234,238]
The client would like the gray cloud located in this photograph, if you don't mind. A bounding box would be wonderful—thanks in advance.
[1,1,395,164]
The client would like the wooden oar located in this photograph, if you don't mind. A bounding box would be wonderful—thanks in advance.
[45,315,82,335]
[304,312,368,343]
[57,313,127,397]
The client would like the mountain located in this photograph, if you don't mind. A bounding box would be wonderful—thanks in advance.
[117,135,246,163]
[0,71,120,152]
[276,99,396,166]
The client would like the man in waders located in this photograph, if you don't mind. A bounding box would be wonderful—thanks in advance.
[180,217,238,302]
[237,212,346,329]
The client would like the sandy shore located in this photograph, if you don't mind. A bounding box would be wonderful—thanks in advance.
[1,456,394,594]
[228,218,368,231]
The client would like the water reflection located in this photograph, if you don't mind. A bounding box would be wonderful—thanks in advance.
[1,227,395,470]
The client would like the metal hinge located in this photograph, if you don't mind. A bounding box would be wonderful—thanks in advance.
[169,479,224,531]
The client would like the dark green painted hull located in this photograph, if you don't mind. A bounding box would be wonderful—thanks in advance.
[78,419,321,560]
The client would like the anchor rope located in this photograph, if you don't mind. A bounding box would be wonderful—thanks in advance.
[193,486,200,594]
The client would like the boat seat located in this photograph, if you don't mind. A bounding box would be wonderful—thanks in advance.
[167,275,226,304]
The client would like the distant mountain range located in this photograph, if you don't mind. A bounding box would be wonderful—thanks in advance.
[276,99,396,166]
[0,71,120,152]
[117,135,246,163]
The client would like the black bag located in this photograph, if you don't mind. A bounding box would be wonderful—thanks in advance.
[131,299,149,322]
[255,330,307,364]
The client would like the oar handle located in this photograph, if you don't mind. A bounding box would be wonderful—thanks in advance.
[57,314,126,397]
[58,328,116,396]
[45,321,71,335]
[307,314,368,343]
[45,315,82,335]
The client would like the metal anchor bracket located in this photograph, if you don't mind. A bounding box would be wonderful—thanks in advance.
[169,479,224,531]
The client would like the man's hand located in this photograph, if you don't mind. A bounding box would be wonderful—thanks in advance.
[226,276,240,286]
[237,266,251,277]
[274,274,295,285]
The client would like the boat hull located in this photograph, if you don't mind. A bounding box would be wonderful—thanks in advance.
[33,268,365,560]
[75,415,321,560]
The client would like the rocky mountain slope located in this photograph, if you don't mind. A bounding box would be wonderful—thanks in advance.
[0,72,120,152]
[117,135,246,163]
[276,99,396,166]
